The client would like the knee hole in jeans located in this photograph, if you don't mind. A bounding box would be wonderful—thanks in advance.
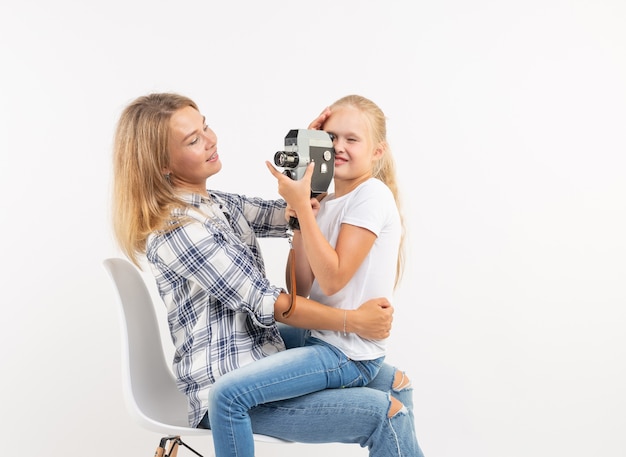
[388,396,404,418]
[393,370,412,391]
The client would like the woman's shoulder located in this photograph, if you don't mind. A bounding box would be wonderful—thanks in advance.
[209,189,286,212]
[208,189,237,203]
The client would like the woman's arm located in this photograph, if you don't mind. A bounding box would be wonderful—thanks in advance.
[273,292,393,340]
[213,190,288,238]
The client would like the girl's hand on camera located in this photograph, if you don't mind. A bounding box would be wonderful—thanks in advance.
[308,107,331,130]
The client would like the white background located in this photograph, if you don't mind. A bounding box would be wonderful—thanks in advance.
[1,1,625,456]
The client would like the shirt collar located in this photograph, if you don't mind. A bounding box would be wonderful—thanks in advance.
[179,192,211,208]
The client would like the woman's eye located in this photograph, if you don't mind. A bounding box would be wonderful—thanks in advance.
[190,137,199,145]
[203,124,209,131]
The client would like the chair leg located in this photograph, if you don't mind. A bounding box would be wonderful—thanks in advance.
[155,436,177,457]
[154,435,205,457]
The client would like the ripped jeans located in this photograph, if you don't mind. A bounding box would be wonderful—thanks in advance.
[201,326,424,457]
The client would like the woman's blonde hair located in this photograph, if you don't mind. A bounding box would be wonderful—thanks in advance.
[328,95,406,287]
[112,93,198,267]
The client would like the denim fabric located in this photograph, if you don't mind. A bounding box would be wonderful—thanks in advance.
[275,323,310,349]
[207,337,384,455]
[201,326,424,456]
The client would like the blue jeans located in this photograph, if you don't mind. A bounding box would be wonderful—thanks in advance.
[202,326,424,457]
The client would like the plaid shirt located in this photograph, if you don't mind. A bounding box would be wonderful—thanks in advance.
[146,190,289,427]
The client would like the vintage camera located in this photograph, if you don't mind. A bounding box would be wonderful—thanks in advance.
[274,129,335,230]
[274,129,335,197]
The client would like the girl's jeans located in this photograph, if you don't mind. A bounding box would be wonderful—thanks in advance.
[201,327,424,457]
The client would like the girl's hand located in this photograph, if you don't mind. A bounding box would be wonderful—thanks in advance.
[308,107,331,130]
[285,198,320,222]
[285,204,297,223]
[309,196,321,217]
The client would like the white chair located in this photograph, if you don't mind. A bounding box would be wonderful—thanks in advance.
[103,257,289,456]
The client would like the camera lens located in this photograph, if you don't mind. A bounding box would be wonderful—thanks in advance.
[274,151,299,168]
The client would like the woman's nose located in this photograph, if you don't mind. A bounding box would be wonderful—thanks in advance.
[204,130,217,149]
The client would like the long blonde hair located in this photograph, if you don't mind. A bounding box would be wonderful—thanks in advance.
[328,95,406,288]
[112,93,198,267]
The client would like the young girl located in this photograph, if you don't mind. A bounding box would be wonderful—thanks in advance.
[208,95,410,456]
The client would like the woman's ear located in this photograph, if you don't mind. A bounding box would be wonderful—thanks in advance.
[162,166,172,182]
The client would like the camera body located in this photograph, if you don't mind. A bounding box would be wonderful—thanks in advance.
[274,129,335,197]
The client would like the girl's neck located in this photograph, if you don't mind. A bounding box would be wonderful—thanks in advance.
[334,175,371,198]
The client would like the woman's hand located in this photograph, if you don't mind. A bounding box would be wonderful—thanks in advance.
[274,294,393,340]
[348,298,394,340]
[266,161,315,213]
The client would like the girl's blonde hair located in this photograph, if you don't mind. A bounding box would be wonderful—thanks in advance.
[112,93,198,267]
[328,95,406,287]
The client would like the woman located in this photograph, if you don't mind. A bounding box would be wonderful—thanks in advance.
[112,92,424,457]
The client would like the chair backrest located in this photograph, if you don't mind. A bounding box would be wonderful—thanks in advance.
[103,257,198,433]
[103,257,290,443]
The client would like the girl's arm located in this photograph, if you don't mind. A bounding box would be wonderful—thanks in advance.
[296,208,376,296]
[267,162,376,296]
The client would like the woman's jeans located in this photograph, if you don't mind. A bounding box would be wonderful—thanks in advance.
[201,326,424,457]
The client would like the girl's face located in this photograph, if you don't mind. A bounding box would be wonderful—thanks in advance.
[323,105,382,194]
[165,106,221,194]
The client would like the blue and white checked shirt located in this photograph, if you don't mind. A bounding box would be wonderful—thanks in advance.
[146,191,289,427]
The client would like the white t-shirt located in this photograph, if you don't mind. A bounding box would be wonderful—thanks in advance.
[309,178,401,360]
